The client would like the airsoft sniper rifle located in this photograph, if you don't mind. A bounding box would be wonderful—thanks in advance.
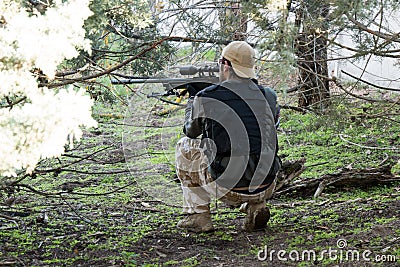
[111,64,219,104]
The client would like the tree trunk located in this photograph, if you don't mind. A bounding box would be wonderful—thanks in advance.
[295,1,330,109]
[218,1,248,41]
[296,33,330,108]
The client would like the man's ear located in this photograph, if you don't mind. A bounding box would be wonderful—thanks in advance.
[223,63,230,73]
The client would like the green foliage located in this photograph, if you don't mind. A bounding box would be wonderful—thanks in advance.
[279,98,400,178]
[61,0,172,75]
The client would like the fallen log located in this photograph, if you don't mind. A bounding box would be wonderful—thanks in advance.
[274,162,400,198]
[275,158,307,191]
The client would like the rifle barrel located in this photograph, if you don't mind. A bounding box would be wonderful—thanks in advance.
[111,78,186,85]
[111,77,218,85]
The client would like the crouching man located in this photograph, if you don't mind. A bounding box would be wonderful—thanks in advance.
[175,41,280,233]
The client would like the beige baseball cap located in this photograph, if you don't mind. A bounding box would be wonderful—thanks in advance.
[221,41,256,79]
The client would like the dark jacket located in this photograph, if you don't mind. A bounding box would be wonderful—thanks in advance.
[183,79,280,193]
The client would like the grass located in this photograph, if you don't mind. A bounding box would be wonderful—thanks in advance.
[279,98,400,178]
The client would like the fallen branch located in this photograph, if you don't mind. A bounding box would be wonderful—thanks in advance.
[275,158,307,191]
[0,213,18,221]
[280,104,313,113]
[0,260,17,266]
[339,134,400,151]
[274,163,400,198]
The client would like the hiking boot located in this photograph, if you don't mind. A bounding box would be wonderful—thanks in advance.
[177,212,214,233]
[240,202,270,232]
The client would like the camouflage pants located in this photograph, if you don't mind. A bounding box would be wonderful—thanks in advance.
[175,137,275,214]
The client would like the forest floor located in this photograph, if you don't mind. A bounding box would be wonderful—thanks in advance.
[1,90,400,267]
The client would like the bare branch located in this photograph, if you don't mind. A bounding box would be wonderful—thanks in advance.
[345,12,400,43]
[332,77,397,103]
[41,37,183,88]
[341,70,400,92]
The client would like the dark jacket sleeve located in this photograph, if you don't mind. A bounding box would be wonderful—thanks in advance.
[262,86,279,128]
[183,96,203,138]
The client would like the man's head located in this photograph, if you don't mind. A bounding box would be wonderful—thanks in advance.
[220,41,256,81]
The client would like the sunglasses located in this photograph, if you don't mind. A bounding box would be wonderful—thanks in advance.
[218,57,232,66]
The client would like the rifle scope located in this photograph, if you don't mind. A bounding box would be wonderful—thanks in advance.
[179,65,219,76]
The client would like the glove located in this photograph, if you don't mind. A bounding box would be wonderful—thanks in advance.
[186,82,213,97]
[186,84,198,97]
